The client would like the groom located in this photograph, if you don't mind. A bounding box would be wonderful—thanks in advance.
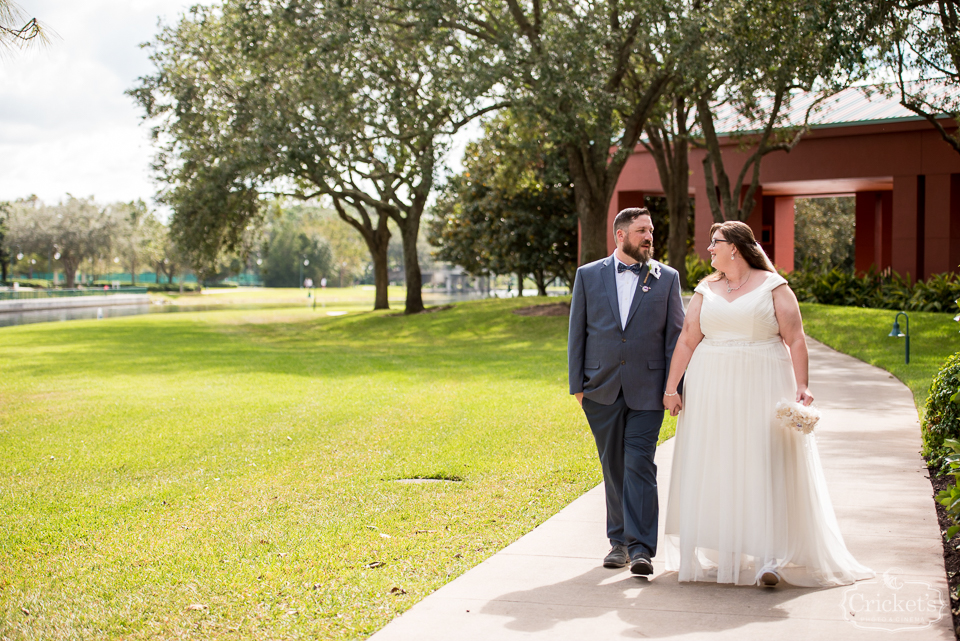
[568,207,685,575]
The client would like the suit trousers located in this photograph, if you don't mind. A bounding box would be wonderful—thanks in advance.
[582,390,663,557]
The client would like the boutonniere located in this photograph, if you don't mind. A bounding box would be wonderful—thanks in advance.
[649,262,662,279]
[641,285,651,292]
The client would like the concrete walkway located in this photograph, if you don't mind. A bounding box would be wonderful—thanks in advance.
[371,338,953,640]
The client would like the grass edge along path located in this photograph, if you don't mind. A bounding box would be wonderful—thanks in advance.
[0,297,674,640]
[799,302,960,419]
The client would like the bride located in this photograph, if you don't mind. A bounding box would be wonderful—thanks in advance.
[660,221,873,587]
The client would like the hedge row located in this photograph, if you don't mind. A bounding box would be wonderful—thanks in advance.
[684,257,960,313]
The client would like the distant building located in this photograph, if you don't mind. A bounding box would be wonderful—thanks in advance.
[609,82,960,279]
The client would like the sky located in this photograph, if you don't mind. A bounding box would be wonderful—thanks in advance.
[0,0,478,216]
[0,0,215,209]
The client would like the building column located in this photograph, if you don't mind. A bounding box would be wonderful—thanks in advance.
[891,175,920,281]
[925,174,952,277]
[879,192,893,271]
[773,197,795,272]
[854,192,878,273]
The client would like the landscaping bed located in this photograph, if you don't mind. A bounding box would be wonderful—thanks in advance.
[928,470,960,639]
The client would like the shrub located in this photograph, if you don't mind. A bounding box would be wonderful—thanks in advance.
[787,267,960,312]
[935,439,960,539]
[10,278,52,289]
[685,255,714,290]
[923,351,960,473]
[147,283,200,293]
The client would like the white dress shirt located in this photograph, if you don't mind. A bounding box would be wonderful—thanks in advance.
[615,257,642,330]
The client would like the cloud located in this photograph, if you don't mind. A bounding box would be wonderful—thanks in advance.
[0,0,212,206]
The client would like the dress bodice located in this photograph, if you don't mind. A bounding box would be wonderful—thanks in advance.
[695,271,788,342]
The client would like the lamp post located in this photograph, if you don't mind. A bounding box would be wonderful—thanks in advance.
[300,257,309,288]
[889,311,910,364]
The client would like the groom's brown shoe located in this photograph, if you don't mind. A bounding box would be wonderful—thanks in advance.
[630,551,653,576]
[603,544,629,568]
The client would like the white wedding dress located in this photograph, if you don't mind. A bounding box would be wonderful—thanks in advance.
[663,272,874,587]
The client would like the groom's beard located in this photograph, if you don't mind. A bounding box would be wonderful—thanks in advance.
[623,238,654,263]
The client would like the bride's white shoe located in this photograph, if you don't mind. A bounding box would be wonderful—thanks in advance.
[759,569,780,587]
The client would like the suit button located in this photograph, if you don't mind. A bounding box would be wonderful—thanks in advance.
[621,360,625,365]
[622,338,626,343]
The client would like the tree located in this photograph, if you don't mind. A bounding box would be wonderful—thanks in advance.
[643,94,695,286]
[692,0,872,223]
[793,197,855,270]
[418,0,678,265]
[0,201,11,282]
[1,0,48,53]
[132,1,495,313]
[260,208,333,288]
[885,0,960,154]
[430,111,578,295]
[111,200,165,286]
[7,196,113,288]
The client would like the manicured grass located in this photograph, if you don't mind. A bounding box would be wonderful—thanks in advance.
[800,303,960,417]
[154,285,412,308]
[0,297,674,640]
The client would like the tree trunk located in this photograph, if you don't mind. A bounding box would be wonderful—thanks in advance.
[535,270,547,296]
[370,239,390,309]
[358,218,391,310]
[387,196,426,314]
[516,271,525,297]
[131,257,138,286]
[63,263,78,289]
[567,145,614,266]
[645,97,692,289]
[399,220,424,314]
[334,199,391,310]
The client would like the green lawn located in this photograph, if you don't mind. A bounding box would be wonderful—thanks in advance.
[800,303,960,417]
[0,297,675,640]
[154,285,411,308]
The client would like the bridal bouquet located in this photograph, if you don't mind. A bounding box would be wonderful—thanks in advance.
[775,400,821,434]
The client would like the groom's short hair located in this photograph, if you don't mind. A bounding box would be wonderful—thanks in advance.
[613,207,651,237]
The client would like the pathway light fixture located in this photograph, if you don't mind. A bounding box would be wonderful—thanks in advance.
[888,311,910,364]
[300,257,309,288]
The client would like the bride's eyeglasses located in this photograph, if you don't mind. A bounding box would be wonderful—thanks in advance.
[708,238,734,248]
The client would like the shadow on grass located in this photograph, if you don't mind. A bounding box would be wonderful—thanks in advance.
[1,298,573,385]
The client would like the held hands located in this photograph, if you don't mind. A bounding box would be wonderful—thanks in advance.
[796,386,814,407]
[575,392,584,407]
[663,392,682,417]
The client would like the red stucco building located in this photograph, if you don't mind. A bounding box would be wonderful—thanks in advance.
[609,85,960,280]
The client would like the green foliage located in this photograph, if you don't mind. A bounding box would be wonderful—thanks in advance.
[10,277,51,288]
[261,209,333,288]
[146,282,200,293]
[935,438,960,539]
[800,303,958,420]
[788,268,960,312]
[923,352,960,472]
[429,111,577,293]
[794,197,855,271]
[685,255,715,291]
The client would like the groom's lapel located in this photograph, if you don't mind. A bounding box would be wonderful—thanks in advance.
[600,256,622,329]
[624,262,651,330]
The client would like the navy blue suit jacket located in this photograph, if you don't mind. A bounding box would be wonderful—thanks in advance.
[567,254,685,410]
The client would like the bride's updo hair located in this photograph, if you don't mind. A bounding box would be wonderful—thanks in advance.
[706,221,775,281]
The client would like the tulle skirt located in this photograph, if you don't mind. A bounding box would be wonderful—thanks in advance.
[664,338,874,587]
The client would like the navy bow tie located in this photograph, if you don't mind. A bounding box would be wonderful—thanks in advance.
[617,262,642,276]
